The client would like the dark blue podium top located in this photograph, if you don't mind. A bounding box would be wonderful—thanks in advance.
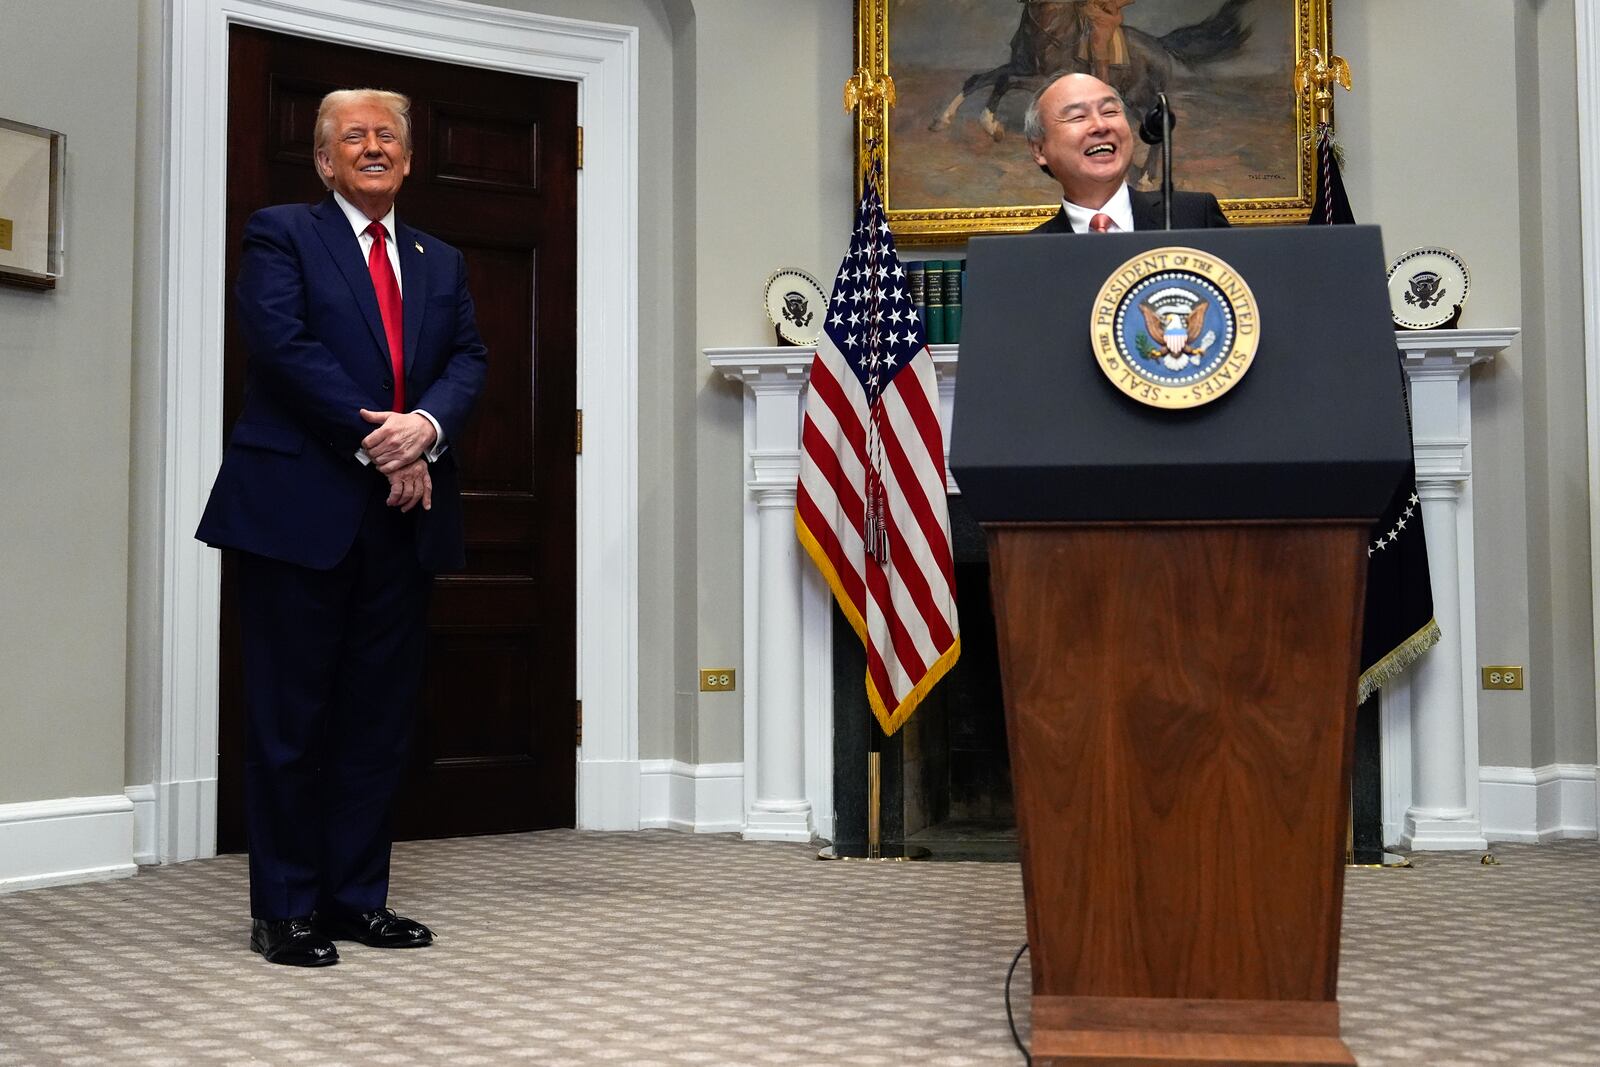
[948,225,1412,523]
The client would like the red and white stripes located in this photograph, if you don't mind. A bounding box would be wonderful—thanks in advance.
[796,334,960,735]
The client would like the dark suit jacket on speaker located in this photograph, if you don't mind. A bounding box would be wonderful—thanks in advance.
[197,195,488,572]
[1032,188,1230,234]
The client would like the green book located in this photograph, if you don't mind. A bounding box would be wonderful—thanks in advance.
[946,258,965,344]
[924,260,947,345]
[907,262,926,326]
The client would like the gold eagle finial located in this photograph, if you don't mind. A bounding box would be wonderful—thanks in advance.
[1296,48,1353,126]
[843,67,896,123]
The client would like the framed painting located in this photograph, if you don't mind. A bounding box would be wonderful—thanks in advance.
[856,0,1331,242]
[0,116,65,290]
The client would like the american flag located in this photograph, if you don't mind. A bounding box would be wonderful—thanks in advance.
[795,171,960,736]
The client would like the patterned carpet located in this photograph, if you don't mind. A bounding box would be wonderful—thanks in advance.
[0,832,1597,1066]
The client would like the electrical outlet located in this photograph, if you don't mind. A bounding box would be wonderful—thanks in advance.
[1482,666,1524,691]
[699,668,737,692]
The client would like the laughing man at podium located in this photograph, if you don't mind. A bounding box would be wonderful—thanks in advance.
[1024,72,1229,234]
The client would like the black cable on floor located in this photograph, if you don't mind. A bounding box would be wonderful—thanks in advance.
[1004,941,1030,1065]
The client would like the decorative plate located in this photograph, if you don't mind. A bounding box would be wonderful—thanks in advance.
[764,268,828,346]
[1387,246,1470,329]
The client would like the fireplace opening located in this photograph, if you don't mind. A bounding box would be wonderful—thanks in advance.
[831,499,1017,861]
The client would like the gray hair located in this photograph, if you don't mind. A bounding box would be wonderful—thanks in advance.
[313,88,413,189]
[1023,72,1131,146]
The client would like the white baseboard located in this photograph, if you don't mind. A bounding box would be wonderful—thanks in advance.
[578,757,641,830]
[1480,764,1599,843]
[126,784,157,865]
[639,760,745,833]
[156,776,218,863]
[0,794,138,893]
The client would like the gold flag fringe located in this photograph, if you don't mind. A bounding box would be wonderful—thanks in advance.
[1357,617,1442,704]
[796,510,960,737]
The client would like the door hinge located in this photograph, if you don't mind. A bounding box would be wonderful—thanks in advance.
[576,125,583,169]
[575,699,583,746]
[575,409,583,454]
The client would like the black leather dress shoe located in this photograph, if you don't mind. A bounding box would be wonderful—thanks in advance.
[314,907,434,948]
[250,917,339,966]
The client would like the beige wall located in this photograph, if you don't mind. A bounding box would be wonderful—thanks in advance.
[0,0,138,804]
[1519,1,1594,767]
[1337,0,1594,768]
[691,0,855,763]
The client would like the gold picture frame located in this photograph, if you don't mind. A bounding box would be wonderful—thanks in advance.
[856,0,1332,242]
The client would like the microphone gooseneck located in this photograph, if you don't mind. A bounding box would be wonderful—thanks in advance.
[1139,94,1176,231]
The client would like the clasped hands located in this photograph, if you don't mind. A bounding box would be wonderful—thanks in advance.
[361,409,437,512]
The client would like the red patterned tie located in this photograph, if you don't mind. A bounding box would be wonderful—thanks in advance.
[365,221,405,412]
[1089,212,1115,233]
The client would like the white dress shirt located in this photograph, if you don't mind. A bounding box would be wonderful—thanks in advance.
[1062,182,1135,233]
[331,191,446,464]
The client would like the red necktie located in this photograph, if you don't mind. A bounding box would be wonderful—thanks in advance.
[1089,213,1115,233]
[365,221,405,412]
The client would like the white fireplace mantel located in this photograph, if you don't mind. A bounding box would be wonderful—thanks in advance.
[709,331,1513,847]
[706,344,957,843]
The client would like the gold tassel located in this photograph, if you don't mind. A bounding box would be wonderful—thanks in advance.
[1357,617,1442,704]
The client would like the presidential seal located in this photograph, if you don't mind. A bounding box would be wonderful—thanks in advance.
[1089,246,1260,409]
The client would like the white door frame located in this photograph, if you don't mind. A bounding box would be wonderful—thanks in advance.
[156,0,641,861]
[1579,2,1600,830]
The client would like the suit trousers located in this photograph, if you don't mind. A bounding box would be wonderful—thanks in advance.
[237,478,432,920]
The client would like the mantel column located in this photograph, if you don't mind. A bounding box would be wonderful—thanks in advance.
[708,349,816,841]
[708,347,960,845]
[1405,471,1475,846]
[746,438,811,840]
[1392,329,1515,850]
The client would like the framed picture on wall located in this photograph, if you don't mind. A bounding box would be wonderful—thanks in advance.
[856,0,1331,242]
[0,117,65,290]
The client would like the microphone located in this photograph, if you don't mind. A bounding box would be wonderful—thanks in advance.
[1138,98,1175,145]
[1138,94,1176,230]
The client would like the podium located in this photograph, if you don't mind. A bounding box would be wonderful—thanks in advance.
[949,226,1410,1066]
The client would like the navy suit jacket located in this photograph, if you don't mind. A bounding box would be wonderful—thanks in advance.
[197,195,488,572]
[1032,189,1230,233]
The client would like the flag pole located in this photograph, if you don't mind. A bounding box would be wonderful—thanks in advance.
[817,64,933,863]
[1298,51,1415,871]
[867,750,881,860]
[819,720,929,862]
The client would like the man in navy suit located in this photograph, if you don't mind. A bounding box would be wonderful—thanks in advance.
[1024,72,1230,234]
[198,88,487,966]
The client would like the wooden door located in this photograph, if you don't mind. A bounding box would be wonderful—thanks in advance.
[217,27,577,848]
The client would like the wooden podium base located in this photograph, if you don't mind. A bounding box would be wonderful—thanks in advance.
[1031,996,1354,1066]
[988,522,1368,1067]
